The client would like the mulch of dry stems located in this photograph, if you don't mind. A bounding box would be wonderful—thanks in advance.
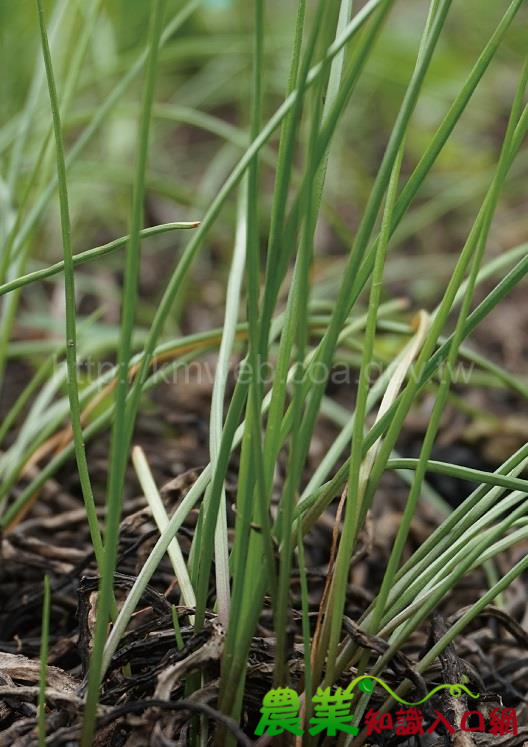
[1,362,527,746]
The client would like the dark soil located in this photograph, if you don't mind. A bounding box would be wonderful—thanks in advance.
[1,349,527,745]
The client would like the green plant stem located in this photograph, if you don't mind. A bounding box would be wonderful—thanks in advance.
[0,222,198,299]
[385,458,528,494]
[37,0,105,571]
[203,189,248,628]
[81,2,166,743]
[120,0,385,454]
[38,575,51,747]
[320,144,405,685]
[277,0,454,554]
[361,59,528,660]
[274,0,523,456]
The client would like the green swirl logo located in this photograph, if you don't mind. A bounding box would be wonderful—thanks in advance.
[352,675,479,704]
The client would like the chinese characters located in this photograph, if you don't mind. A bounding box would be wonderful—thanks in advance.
[255,685,518,739]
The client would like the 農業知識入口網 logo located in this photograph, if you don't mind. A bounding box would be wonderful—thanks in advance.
[254,676,518,738]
